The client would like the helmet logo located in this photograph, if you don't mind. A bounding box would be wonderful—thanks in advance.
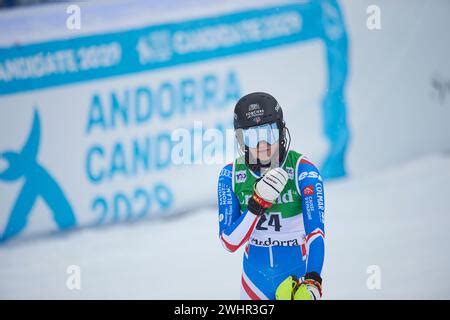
[275,104,280,112]
[245,103,264,121]
[248,103,260,111]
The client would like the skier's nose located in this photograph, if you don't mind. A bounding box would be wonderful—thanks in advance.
[257,141,271,151]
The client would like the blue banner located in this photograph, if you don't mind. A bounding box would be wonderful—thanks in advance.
[0,0,351,242]
[0,3,324,95]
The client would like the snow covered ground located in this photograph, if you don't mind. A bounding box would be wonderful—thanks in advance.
[1,152,450,299]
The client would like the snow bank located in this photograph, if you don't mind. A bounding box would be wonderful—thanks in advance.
[1,152,449,299]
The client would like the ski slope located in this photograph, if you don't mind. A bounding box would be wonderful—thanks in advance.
[1,153,449,299]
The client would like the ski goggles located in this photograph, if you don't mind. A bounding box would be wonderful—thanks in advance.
[239,123,280,148]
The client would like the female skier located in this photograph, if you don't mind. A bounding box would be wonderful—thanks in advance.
[217,92,325,300]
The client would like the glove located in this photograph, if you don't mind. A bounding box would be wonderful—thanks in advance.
[275,273,323,300]
[294,277,322,300]
[247,167,288,216]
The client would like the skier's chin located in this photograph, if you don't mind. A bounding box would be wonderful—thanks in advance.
[258,150,280,167]
[258,156,272,165]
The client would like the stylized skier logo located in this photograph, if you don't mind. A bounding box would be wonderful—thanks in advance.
[0,110,77,242]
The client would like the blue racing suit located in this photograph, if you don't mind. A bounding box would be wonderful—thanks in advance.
[217,153,325,300]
